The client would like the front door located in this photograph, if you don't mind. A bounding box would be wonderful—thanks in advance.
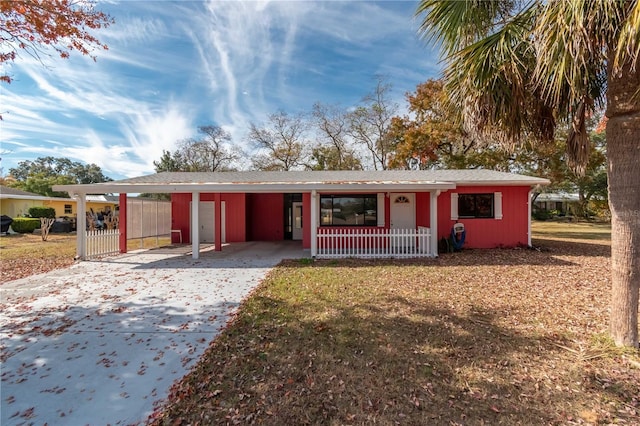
[390,193,415,249]
[292,201,303,241]
[390,193,416,230]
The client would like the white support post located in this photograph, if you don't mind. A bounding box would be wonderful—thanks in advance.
[76,193,87,260]
[191,191,200,259]
[528,189,532,247]
[430,191,439,257]
[310,190,318,257]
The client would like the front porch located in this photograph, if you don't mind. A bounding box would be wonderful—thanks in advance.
[316,227,433,259]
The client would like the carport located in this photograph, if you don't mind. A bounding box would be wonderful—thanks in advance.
[53,170,454,261]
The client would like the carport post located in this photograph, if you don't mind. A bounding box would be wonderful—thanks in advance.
[214,193,222,252]
[430,190,439,257]
[310,190,317,257]
[192,191,199,259]
[119,193,127,253]
[75,193,87,259]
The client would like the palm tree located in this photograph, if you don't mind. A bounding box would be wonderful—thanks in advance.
[416,0,639,347]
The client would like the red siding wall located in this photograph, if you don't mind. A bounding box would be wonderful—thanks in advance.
[170,193,247,244]
[247,193,284,241]
[415,192,431,228]
[437,186,530,248]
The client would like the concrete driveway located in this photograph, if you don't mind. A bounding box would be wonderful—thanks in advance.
[0,242,305,426]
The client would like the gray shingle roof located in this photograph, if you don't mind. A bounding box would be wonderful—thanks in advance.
[0,185,44,197]
[116,169,549,185]
[53,170,549,194]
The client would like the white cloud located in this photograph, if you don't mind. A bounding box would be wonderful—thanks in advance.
[1,1,442,180]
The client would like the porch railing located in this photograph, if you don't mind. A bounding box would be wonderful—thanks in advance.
[316,227,433,259]
[86,229,120,259]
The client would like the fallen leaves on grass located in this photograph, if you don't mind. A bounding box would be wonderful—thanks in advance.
[151,237,639,426]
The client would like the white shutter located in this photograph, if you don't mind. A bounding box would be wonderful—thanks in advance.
[450,193,458,220]
[377,193,385,227]
[494,192,503,220]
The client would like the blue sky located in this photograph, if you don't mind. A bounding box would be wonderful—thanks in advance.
[1,1,441,180]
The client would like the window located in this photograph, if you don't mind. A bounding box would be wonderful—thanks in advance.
[64,204,73,214]
[458,194,494,218]
[320,195,377,226]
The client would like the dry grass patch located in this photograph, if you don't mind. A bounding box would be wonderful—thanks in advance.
[0,233,77,283]
[531,220,611,242]
[0,233,171,284]
[152,238,639,425]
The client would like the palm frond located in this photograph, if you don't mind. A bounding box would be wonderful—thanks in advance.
[614,0,640,73]
[416,0,519,57]
[532,0,608,112]
[442,5,546,147]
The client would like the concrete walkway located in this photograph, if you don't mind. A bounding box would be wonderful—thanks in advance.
[0,242,306,426]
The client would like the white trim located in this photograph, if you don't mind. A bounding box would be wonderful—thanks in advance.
[191,192,199,259]
[528,190,532,247]
[54,182,457,195]
[430,191,439,257]
[221,201,226,243]
[377,193,385,227]
[494,192,503,220]
[450,193,458,220]
[76,193,86,259]
[311,190,318,257]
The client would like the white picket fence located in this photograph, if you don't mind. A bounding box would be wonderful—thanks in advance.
[86,229,120,259]
[316,227,432,259]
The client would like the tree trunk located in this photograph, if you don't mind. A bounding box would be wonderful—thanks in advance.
[606,56,640,348]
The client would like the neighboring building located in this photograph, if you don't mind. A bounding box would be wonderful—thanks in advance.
[534,192,580,216]
[54,170,549,259]
[0,185,117,219]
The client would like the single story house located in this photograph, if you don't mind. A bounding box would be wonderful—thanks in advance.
[0,185,117,220]
[533,192,580,216]
[54,170,549,260]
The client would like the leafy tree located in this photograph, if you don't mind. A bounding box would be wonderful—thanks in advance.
[347,76,398,170]
[387,79,516,170]
[153,150,184,173]
[9,156,112,183]
[248,111,309,171]
[417,0,640,347]
[310,103,362,170]
[11,172,74,197]
[153,125,241,173]
[8,157,112,196]
[0,0,113,84]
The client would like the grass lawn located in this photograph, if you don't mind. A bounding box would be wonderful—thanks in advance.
[151,222,639,426]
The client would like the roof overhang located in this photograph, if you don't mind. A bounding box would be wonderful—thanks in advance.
[52,170,549,196]
[55,181,457,196]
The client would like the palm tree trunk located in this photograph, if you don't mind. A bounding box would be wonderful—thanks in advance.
[606,56,640,348]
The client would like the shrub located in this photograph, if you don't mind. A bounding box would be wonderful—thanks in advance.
[11,217,41,234]
[532,209,551,221]
[28,207,56,218]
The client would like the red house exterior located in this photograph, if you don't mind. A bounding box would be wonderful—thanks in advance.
[55,170,548,260]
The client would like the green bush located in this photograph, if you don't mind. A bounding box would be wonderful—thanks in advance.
[11,217,41,234]
[28,207,56,218]
[532,209,551,221]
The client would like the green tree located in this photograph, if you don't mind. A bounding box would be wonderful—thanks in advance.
[153,150,184,173]
[153,125,240,173]
[417,0,639,347]
[8,156,112,196]
[387,79,516,171]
